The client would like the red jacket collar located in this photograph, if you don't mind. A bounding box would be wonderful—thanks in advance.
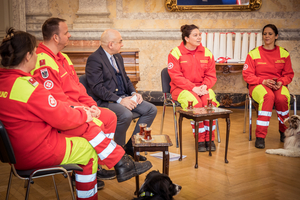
[0,68,31,76]
[179,41,204,55]
[37,42,64,61]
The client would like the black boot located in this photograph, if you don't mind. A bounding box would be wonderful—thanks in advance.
[97,166,116,180]
[198,142,206,152]
[279,130,285,142]
[124,141,147,161]
[114,154,152,182]
[205,141,216,151]
[255,137,265,149]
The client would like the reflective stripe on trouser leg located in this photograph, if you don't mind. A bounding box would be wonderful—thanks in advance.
[80,122,125,169]
[275,86,290,133]
[92,118,114,139]
[251,85,274,138]
[200,89,219,141]
[61,137,98,200]
[97,107,117,139]
[204,120,216,142]
[190,121,206,142]
[177,90,206,142]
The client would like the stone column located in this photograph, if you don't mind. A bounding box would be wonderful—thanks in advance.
[25,0,51,32]
[73,0,112,29]
[10,0,26,31]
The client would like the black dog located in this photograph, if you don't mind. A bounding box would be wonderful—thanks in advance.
[133,170,182,200]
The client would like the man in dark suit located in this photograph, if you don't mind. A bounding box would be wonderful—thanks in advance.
[85,29,157,161]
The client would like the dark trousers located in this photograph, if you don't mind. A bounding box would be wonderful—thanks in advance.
[107,100,157,146]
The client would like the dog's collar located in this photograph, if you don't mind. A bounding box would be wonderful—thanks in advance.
[140,191,154,197]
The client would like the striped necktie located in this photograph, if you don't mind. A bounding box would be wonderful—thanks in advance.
[110,56,119,73]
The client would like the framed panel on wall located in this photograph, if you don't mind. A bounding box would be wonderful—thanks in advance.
[165,0,262,11]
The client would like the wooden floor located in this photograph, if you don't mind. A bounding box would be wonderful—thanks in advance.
[1,107,300,200]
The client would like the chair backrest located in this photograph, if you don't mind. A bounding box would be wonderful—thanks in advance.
[161,67,171,94]
[79,74,88,90]
[0,120,16,164]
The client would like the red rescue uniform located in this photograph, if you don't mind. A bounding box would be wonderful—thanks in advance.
[0,68,124,200]
[168,42,219,142]
[243,45,294,138]
[31,43,116,138]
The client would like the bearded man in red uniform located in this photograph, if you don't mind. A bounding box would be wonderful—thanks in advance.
[30,18,119,184]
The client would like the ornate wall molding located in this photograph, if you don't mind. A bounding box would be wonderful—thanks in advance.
[73,0,112,29]
[66,28,300,41]
[30,28,300,41]
[25,0,51,32]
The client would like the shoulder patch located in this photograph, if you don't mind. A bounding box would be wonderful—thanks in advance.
[40,68,49,78]
[10,76,38,103]
[28,78,39,87]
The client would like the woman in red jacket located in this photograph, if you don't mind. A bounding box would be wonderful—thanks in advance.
[242,24,294,149]
[168,24,219,152]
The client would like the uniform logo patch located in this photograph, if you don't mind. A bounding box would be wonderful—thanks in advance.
[168,62,174,69]
[40,68,49,78]
[28,78,39,87]
[48,95,57,107]
[243,64,248,70]
[275,60,285,64]
[44,80,54,90]
[39,59,46,66]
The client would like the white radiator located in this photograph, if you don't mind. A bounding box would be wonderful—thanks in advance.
[202,32,262,63]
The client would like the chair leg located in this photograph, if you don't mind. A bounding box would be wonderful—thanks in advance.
[25,178,32,200]
[160,102,167,135]
[5,169,13,200]
[172,102,179,148]
[216,119,221,143]
[292,94,297,115]
[67,173,76,200]
[249,96,253,141]
[243,95,248,133]
[52,175,60,199]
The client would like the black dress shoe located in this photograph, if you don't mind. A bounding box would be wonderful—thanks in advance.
[72,173,105,190]
[114,154,152,182]
[205,141,216,151]
[255,137,265,149]
[198,142,206,152]
[97,168,116,180]
[279,130,285,142]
